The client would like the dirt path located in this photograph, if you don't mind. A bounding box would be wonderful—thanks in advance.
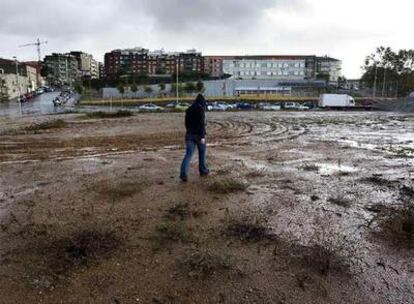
[0,111,413,303]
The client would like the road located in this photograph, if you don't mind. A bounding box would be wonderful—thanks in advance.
[0,92,72,118]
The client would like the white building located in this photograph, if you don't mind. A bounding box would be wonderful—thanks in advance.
[223,58,307,80]
[0,61,40,101]
[221,55,342,81]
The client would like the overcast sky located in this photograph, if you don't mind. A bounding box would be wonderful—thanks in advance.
[0,0,412,78]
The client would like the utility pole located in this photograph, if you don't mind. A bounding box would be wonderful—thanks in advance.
[0,68,5,102]
[13,57,22,116]
[176,61,179,103]
[373,64,378,98]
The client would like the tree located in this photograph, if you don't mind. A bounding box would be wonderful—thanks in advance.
[196,80,205,93]
[362,46,414,97]
[74,83,84,95]
[130,84,138,94]
[171,83,184,96]
[158,83,166,91]
[144,86,153,95]
[117,84,125,98]
[184,82,196,94]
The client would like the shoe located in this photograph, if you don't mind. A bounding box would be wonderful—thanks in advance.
[200,171,210,177]
[180,175,188,182]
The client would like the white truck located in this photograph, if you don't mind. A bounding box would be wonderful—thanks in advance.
[319,94,355,108]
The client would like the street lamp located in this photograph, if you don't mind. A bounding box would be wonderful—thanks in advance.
[13,56,22,116]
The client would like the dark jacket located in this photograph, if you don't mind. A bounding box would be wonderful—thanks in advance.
[185,94,207,138]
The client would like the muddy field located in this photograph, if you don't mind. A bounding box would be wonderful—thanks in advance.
[0,111,413,304]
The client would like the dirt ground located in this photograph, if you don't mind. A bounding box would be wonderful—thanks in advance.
[0,111,413,304]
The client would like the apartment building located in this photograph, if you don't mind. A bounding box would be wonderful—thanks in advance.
[43,53,79,85]
[70,51,99,79]
[202,56,234,78]
[98,62,105,79]
[104,48,203,78]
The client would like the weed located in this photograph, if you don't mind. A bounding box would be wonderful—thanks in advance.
[24,119,66,132]
[180,251,232,279]
[376,202,414,248]
[151,221,191,250]
[361,176,397,188]
[329,196,352,208]
[226,220,276,242]
[215,167,232,176]
[98,180,143,202]
[298,243,351,276]
[301,164,320,172]
[310,195,320,202]
[246,169,266,178]
[165,203,190,221]
[30,229,121,288]
[85,110,133,119]
[208,178,248,194]
[292,218,356,276]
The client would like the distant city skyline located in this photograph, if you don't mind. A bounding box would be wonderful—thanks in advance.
[0,0,412,79]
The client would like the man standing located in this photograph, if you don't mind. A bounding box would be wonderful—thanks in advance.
[180,94,210,182]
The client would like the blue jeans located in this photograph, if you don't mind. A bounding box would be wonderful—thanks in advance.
[180,133,209,178]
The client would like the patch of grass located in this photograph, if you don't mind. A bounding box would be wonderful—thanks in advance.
[245,169,266,178]
[30,229,121,289]
[165,203,190,221]
[364,203,388,213]
[180,251,232,279]
[301,164,320,172]
[377,203,414,248]
[297,243,351,276]
[208,178,248,194]
[215,167,232,176]
[98,180,143,202]
[85,110,133,119]
[151,221,191,250]
[24,119,66,132]
[226,220,276,242]
[328,196,352,208]
[361,176,397,188]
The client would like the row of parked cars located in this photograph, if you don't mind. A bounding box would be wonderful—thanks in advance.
[18,86,54,103]
[135,101,313,112]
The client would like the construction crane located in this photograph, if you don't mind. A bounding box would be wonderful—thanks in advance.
[19,38,48,62]
[19,38,48,86]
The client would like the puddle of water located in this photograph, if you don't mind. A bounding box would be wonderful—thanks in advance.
[317,163,359,175]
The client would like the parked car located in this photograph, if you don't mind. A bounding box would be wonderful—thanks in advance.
[139,104,163,111]
[165,102,190,111]
[207,102,231,111]
[257,102,281,111]
[283,102,298,109]
[227,103,237,110]
[236,102,253,110]
[297,104,310,110]
[36,88,45,95]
